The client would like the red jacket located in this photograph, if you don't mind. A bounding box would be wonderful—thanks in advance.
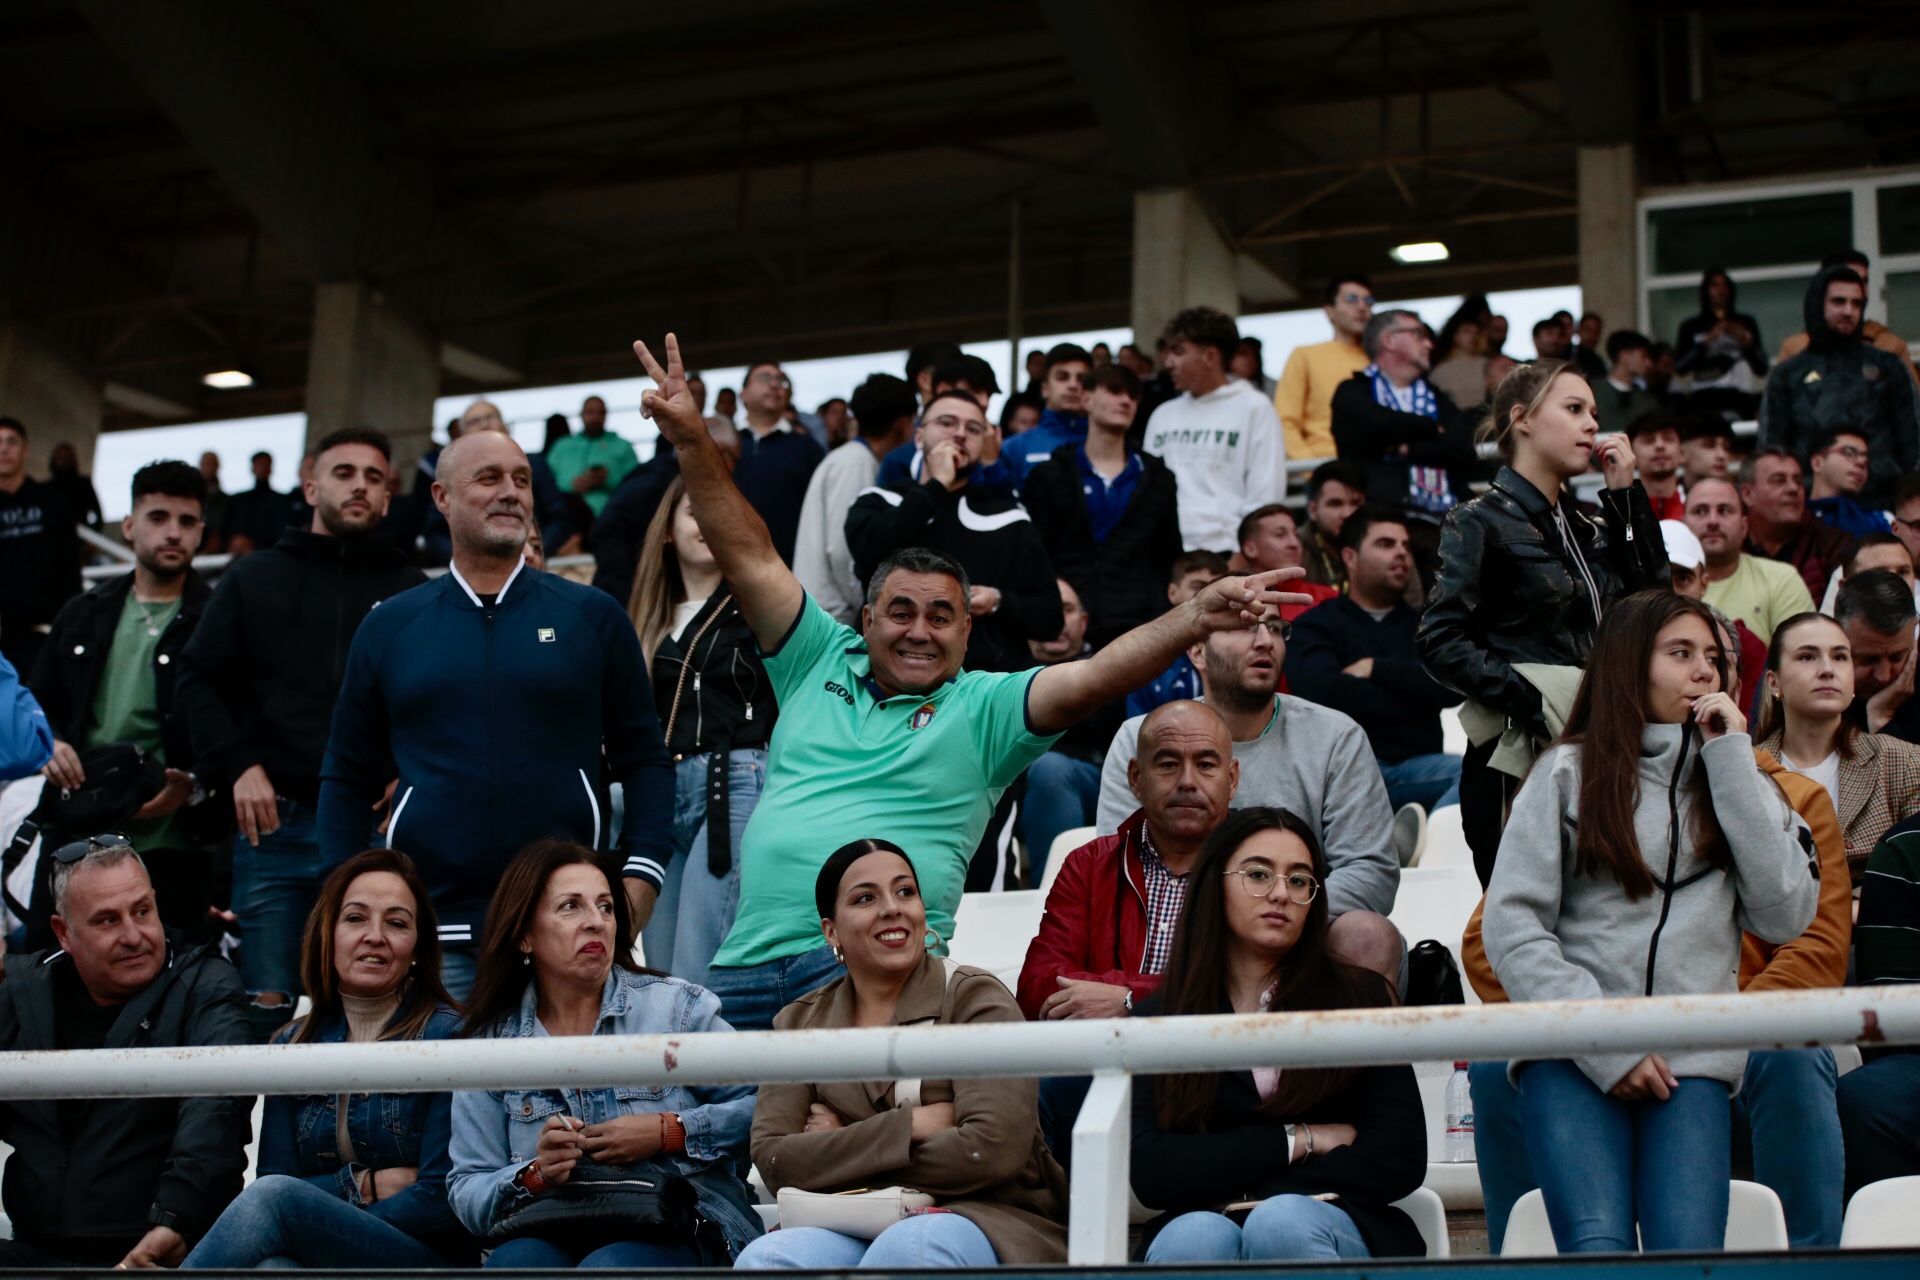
[1017,809,1165,1019]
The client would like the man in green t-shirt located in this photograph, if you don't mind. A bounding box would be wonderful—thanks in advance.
[631,333,1311,1028]
[546,394,639,517]
[28,461,218,939]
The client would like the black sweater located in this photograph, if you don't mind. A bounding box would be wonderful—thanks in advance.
[1284,596,1461,763]
[176,530,425,805]
[845,479,1062,674]
[0,477,82,641]
[0,938,252,1257]
[1130,999,1427,1258]
[1020,442,1182,649]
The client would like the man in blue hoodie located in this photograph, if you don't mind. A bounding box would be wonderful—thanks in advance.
[316,430,673,998]
[997,342,1093,480]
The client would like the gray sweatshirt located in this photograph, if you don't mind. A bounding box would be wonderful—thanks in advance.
[1484,726,1818,1092]
[1096,694,1399,918]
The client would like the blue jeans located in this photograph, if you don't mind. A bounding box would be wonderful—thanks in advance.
[1838,1052,1920,1193]
[1476,1051,1842,1251]
[1517,1059,1730,1252]
[485,1235,702,1269]
[1147,1196,1370,1262]
[1379,752,1461,811]
[182,1174,448,1270]
[736,1213,997,1268]
[1734,1048,1842,1247]
[1020,752,1101,884]
[439,948,478,1004]
[231,798,325,1036]
[1038,1074,1093,1171]
[704,944,845,1031]
[642,749,765,989]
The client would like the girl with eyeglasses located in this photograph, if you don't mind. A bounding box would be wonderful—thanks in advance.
[1484,591,1817,1252]
[1129,807,1426,1263]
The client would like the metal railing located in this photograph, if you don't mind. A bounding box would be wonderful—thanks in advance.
[0,986,1912,1264]
[81,550,596,584]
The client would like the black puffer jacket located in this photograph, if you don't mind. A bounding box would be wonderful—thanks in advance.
[1416,467,1667,733]
[1758,263,1920,509]
[0,937,253,1258]
[1020,442,1182,648]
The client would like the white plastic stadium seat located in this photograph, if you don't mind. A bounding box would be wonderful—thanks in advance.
[1503,1180,1788,1255]
[949,890,1046,988]
[1413,1062,1483,1210]
[1419,803,1472,872]
[1840,1176,1920,1247]
[1392,1186,1451,1257]
[1387,865,1482,983]
[1040,826,1096,897]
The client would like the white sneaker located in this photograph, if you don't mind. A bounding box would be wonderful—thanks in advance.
[1393,803,1428,868]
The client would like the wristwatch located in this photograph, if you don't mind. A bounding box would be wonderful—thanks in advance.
[1121,989,1133,1014]
[146,1205,183,1233]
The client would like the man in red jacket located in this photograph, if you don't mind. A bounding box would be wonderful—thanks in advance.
[1018,699,1239,1162]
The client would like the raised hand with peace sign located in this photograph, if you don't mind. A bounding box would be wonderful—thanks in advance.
[632,333,709,451]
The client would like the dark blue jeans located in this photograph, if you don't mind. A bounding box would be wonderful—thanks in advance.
[182,1174,449,1269]
[1020,752,1101,883]
[231,798,325,1037]
[485,1236,702,1269]
[1516,1059,1730,1252]
[1838,1052,1920,1193]
[703,944,845,1031]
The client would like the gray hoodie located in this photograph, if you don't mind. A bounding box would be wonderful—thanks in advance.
[1484,726,1817,1092]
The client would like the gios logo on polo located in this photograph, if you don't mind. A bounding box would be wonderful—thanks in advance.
[824,680,854,706]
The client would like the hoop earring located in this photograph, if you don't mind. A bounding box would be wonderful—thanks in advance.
[924,927,942,951]
[832,947,844,964]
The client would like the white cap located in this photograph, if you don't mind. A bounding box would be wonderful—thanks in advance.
[1661,519,1705,571]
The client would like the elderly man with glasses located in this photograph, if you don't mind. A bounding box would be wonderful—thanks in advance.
[847,389,1063,673]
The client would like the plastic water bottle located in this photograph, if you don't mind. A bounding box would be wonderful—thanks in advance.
[1443,1061,1475,1162]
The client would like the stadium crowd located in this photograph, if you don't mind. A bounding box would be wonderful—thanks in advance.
[0,251,1915,1268]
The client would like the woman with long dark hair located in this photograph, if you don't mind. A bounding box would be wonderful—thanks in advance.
[1754,611,1920,882]
[1484,590,1816,1252]
[738,838,1067,1269]
[628,476,775,987]
[183,849,469,1268]
[1417,359,1668,884]
[447,841,760,1269]
[1130,807,1425,1263]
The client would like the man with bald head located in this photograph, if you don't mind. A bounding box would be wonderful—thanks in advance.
[415,399,576,564]
[177,429,424,1036]
[316,429,673,998]
[1018,698,1238,1162]
[546,393,638,517]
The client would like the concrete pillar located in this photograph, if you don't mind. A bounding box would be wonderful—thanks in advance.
[1131,188,1238,347]
[303,282,439,481]
[0,323,104,476]
[1576,144,1638,336]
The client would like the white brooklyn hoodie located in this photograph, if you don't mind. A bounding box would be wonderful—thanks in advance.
[1141,377,1287,552]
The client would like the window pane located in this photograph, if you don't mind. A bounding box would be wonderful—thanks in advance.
[1879,185,1920,257]
[1888,271,1920,340]
[1648,276,1809,360]
[1649,192,1852,276]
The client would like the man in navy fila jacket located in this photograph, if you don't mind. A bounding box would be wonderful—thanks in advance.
[316,431,672,998]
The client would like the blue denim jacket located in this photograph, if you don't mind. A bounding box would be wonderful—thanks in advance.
[260,1004,469,1256]
[447,967,762,1257]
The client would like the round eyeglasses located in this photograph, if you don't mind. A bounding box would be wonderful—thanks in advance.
[1222,865,1320,904]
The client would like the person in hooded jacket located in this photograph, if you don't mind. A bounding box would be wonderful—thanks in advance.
[1673,269,1768,395]
[628,476,776,988]
[176,429,425,1037]
[1484,591,1816,1254]
[1759,264,1920,511]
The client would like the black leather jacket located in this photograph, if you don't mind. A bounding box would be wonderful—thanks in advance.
[1416,466,1667,732]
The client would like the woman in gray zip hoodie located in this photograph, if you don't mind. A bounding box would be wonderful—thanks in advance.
[1485,591,1817,1254]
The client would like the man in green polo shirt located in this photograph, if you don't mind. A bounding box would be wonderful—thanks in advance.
[547,394,639,517]
[631,333,1309,1028]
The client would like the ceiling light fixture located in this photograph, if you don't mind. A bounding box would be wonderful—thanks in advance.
[1389,241,1450,265]
[202,369,254,389]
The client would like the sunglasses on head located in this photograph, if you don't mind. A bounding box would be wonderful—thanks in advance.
[52,833,134,866]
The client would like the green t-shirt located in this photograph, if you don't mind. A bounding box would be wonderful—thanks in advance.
[711,597,1061,969]
[1703,553,1816,644]
[85,593,187,850]
[546,432,640,516]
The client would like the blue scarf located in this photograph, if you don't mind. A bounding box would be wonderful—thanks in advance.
[1365,364,1454,517]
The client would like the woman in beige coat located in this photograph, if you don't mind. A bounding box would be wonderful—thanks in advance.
[737,838,1067,1269]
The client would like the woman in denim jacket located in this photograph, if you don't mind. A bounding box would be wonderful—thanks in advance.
[449,840,761,1269]
[184,849,472,1267]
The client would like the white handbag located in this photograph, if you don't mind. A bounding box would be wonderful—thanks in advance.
[774,960,959,1238]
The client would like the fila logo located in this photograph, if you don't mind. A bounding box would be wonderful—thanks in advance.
[537,628,556,643]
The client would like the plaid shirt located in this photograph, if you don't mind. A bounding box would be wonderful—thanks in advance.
[1137,826,1190,976]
